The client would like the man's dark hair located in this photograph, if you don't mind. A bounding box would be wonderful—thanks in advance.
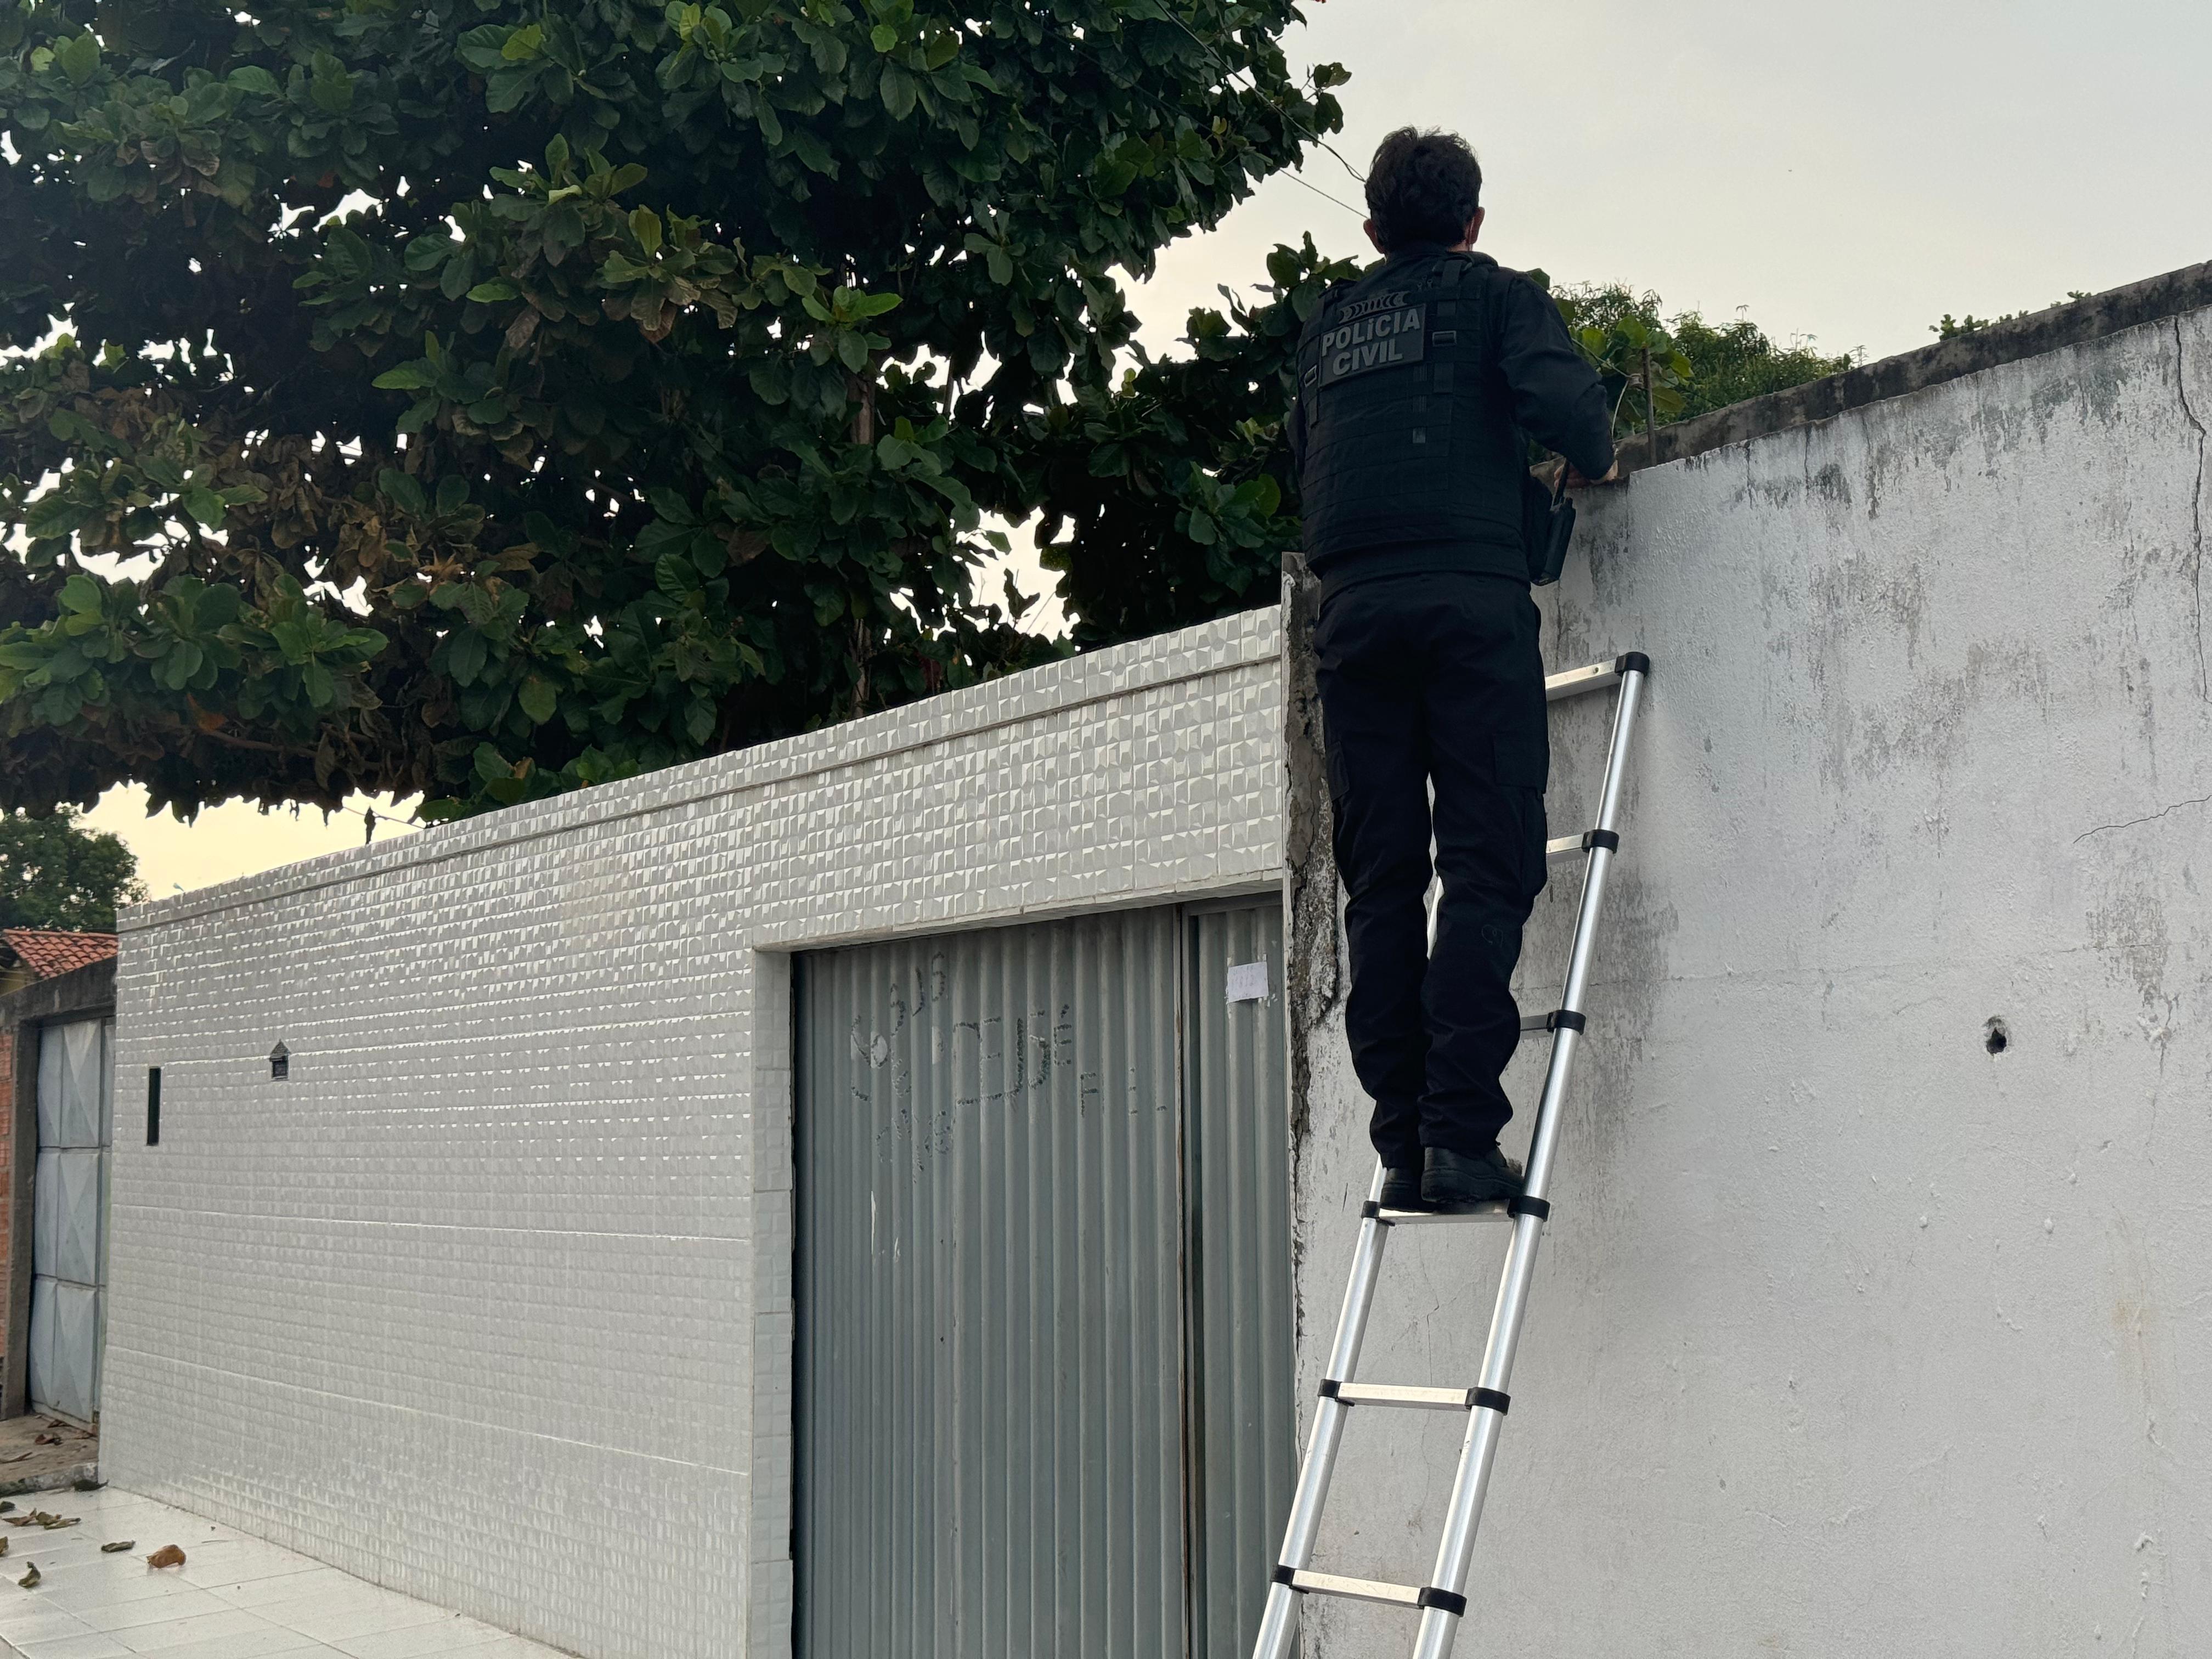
[1363,128,1483,252]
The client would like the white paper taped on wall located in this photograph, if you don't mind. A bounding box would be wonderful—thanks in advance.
[1226,958,1271,1004]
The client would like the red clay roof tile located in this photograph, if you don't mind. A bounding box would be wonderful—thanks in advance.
[1,929,119,980]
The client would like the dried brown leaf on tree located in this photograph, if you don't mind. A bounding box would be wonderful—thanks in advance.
[146,1544,187,1569]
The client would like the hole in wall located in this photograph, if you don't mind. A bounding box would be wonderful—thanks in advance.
[1984,1017,2009,1056]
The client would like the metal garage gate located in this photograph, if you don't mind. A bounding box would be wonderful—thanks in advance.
[30,1016,112,1423]
[796,902,1294,1658]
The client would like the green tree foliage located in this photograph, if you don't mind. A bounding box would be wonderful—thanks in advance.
[0,805,144,930]
[1551,282,1853,435]
[0,0,1340,819]
[1034,233,1357,648]
[1668,309,1854,419]
[1932,292,2089,339]
[1547,281,1693,437]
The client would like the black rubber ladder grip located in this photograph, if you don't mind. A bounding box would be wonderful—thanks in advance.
[1545,827,1623,864]
[1517,1008,1588,1034]
[1543,651,1651,702]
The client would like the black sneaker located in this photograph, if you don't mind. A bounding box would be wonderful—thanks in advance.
[1421,1144,1525,1212]
[1379,1165,1425,1212]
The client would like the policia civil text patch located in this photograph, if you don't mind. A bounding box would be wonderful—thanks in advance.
[1316,292,1427,388]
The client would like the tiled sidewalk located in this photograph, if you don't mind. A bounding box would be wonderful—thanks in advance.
[0,1486,567,1658]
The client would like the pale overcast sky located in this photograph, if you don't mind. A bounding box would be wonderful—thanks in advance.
[1146,0,2212,364]
[92,0,2212,896]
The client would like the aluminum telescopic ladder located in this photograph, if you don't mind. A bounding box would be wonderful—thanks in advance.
[1250,650,1651,1659]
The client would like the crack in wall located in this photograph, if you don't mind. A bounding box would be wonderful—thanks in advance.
[1280,563,1343,1360]
[2073,792,2212,844]
[2174,317,2208,699]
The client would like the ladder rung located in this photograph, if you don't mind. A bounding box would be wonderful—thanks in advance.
[1377,1201,1511,1225]
[1544,651,1650,702]
[1332,1382,1476,1411]
[1286,1569,1425,1608]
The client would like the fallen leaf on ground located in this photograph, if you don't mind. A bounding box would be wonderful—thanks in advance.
[0,1537,9,1555]
[0,1452,31,1464]
[100,1540,133,1554]
[0,1502,13,1513]
[32,1434,55,1446]
[16,1564,37,1589]
[145,1544,185,1570]
[71,1479,104,1492]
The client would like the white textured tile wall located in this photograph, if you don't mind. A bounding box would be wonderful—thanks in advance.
[105,607,1285,1659]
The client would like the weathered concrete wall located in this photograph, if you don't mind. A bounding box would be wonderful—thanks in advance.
[1289,306,2212,1654]
[106,609,1282,1659]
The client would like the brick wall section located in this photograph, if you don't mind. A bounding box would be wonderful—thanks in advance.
[106,608,1285,1659]
[0,1026,11,1373]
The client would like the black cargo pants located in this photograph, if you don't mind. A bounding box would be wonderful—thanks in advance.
[1314,572,1549,1167]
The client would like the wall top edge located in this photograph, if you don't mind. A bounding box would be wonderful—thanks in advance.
[1603,258,2212,478]
[0,957,117,1025]
[120,605,1283,936]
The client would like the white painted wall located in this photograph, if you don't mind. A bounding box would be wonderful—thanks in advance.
[105,608,1282,1659]
[1290,309,2212,1654]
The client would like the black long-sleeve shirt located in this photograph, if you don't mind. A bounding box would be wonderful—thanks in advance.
[1490,266,1616,481]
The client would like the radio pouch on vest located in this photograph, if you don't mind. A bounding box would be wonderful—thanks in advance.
[1521,460,1576,586]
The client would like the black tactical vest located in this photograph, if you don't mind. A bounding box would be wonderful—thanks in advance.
[1295,251,1527,580]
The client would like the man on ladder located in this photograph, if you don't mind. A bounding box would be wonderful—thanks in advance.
[1290,127,1616,1212]
[1256,123,1654,1654]
[1260,127,1650,1659]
